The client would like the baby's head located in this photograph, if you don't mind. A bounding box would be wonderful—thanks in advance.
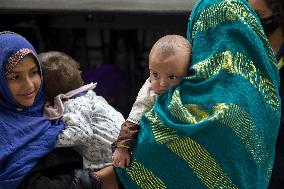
[38,51,84,100]
[149,35,191,94]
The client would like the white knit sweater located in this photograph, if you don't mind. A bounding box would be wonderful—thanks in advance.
[127,78,157,124]
[44,83,125,169]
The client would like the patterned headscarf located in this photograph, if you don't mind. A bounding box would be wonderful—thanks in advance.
[0,32,64,189]
[116,0,280,188]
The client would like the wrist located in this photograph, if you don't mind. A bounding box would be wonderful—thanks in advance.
[116,144,130,149]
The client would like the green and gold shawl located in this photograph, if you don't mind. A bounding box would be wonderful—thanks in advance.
[116,0,280,188]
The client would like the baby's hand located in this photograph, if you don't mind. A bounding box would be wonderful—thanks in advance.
[112,147,130,168]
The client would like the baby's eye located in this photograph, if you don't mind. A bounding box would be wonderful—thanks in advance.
[152,72,159,79]
[168,75,178,80]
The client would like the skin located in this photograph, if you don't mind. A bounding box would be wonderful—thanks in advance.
[248,0,273,18]
[5,55,41,107]
[248,0,284,54]
[112,147,130,169]
[149,50,189,94]
[95,166,119,189]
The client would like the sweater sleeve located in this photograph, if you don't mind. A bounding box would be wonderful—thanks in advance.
[127,78,157,124]
[115,78,157,149]
[114,121,140,149]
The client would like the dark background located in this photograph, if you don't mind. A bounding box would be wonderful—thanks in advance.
[0,0,195,117]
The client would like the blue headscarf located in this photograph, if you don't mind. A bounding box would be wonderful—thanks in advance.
[0,32,64,189]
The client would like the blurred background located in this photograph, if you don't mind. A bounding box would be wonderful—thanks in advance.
[0,0,196,117]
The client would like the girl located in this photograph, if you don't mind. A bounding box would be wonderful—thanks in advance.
[0,31,97,189]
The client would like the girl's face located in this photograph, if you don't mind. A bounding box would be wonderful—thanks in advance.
[5,55,41,107]
[149,52,189,94]
[248,0,273,18]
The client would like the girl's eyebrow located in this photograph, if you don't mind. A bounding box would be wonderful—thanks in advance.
[6,71,19,74]
[9,65,38,74]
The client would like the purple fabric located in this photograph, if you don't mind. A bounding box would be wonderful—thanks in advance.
[82,64,129,101]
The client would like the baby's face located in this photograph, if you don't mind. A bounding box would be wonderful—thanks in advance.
[149,52,189,94]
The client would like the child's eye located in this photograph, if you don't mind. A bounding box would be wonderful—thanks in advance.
[169,75,178,80]
[7,75,19,81]
[31,70,39,75]
[30,68,40,77]
[152,72,159,79]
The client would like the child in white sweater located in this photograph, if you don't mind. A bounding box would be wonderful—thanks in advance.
[40,51,125,170]
[112,34,191,168]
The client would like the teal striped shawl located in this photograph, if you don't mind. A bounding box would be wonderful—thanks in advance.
[116,0,281,188]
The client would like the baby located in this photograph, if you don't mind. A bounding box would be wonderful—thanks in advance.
[112,34,191,168]
[39,51,125,170]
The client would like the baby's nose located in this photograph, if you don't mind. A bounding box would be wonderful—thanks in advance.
[160,78,169,87]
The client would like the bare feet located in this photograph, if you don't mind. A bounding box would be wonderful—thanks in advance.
[93,166,119,189]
